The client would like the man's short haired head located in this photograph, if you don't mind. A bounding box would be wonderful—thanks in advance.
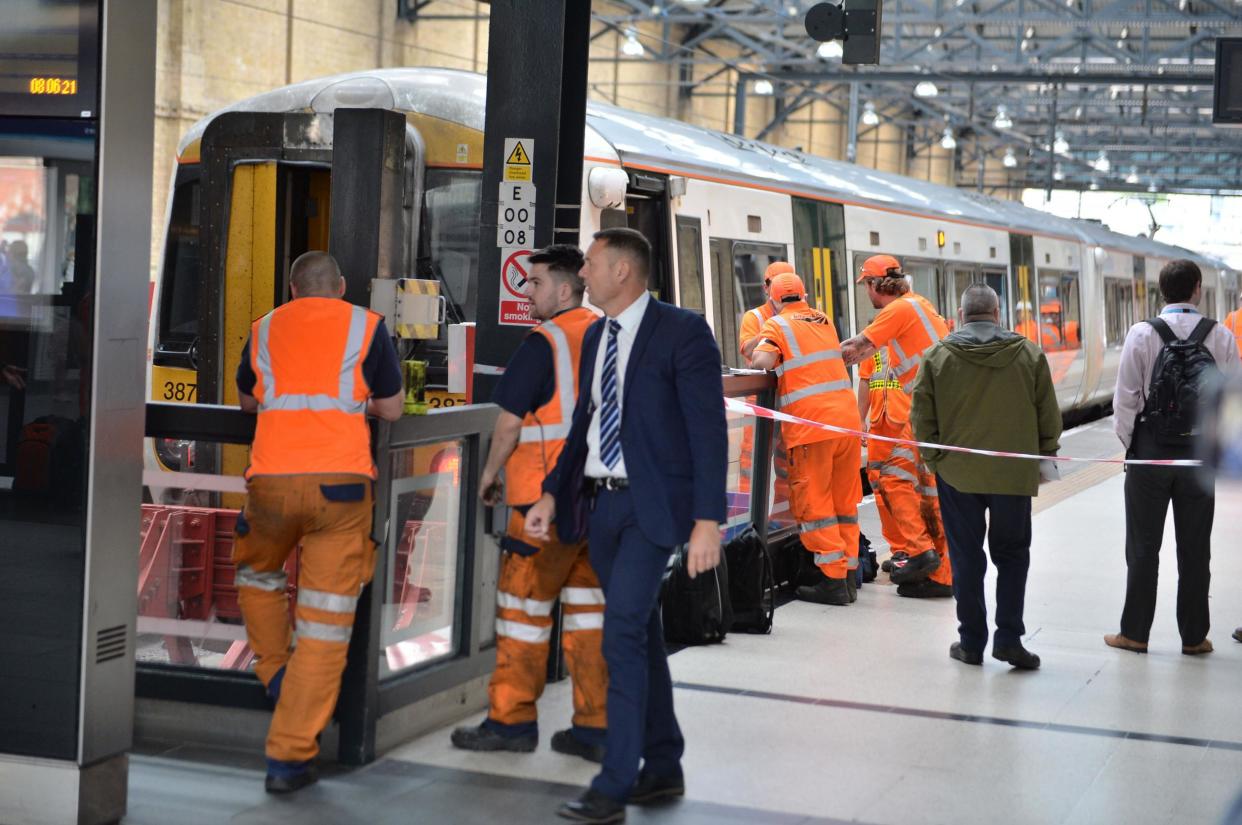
[290,251,344,297]
[592,227,651,281]
[9,240,28,260]
[764,261,796,288]
[1158,259,1202,305]
[527,244,585,298]
[769,272,806,304]
[960,283,1000,321]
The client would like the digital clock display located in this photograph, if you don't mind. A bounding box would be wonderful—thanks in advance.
[0,1,98,119]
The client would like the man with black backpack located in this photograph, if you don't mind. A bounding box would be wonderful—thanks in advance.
[1106,259,1238,656]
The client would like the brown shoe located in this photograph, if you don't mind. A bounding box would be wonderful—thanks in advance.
[1182,639,1214,656]
[1103,633,1148,653]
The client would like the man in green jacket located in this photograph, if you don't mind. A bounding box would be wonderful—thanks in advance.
[910,283,1061,671]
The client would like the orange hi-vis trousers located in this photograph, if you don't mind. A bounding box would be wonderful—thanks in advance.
[490,509,607,734]
[233,474,376,764]
[787,436,861,579]
[867,417,952,586]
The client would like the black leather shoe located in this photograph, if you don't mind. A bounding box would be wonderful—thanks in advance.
[846,574,858,603]
[796,577,851,606]
[557,790,626,823]
[1233,627,1242,643]
[889,548,940,584]
[897,580,953,599]
[451,723,537,753]
[993,644,1040,670]
[629,771,685,805]
[949,642,983,665]
[264,765,318,794]
[551,729,605,763]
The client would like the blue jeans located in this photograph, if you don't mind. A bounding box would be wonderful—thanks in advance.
[587,488,684,801]
[935,475,1032,652]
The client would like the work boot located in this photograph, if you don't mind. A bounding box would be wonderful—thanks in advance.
[1233,627,1242,643]
[992,644,1041,670]
[550,729,605,763]
[796,577,851,606]
[451,723,537,753]
[889,548,940,585]
[949,641,983,666]
[897,580,953,599]
[880,551,908,574]
[846,574,858,603]
[264,759,318,794]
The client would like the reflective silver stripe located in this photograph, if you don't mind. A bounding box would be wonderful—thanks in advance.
[772,315,802,358]
[846,557,859,570]
[880,465,920,485]
[496,591,557,617]
[748,307,765,327]
[298,588,358,614]
[801,514,859,533]
[235,565,287,592]
[779,379,852,407]
[297,619,353,643]
[338,305,369,402]
[890,446,916,462]
[907,297,944,347]
[774,347,843,377]
[496,618,552,644]
[867,461,883,471]
[562,612,605,632]
[561,587,606,606]
[918,485,939,497]
[520,320,577,444]
[814,551,844,564]
[261,393,367,414]
[255,312,277,399]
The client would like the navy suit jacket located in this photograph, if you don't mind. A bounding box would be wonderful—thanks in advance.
[543,297,728,549]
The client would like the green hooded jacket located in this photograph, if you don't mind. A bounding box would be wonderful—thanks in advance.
[909,321,1062,497]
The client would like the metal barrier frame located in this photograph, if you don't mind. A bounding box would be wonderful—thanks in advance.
[722,372,780,543]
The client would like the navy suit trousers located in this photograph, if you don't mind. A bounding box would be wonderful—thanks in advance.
[936,475,1032,652]
[587,488,684,801]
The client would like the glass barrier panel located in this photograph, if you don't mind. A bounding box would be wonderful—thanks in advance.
[380,439,465,677]
[768,423,796,535]
[723,394,758,541]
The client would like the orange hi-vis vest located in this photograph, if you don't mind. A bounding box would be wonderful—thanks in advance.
[739,301,776,355]
[758,300,861,447]
[1225,310,1242,357]
[504,306,597,506]
[860,347,911,426]
[247,297,383,479]
[862,292,949,393]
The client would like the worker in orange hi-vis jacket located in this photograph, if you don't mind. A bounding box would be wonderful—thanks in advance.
[1224,297,1242,357]
[841,255,953,598]
[752,272,863,606]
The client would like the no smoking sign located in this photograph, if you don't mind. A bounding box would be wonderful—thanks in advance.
[499,247,535,326]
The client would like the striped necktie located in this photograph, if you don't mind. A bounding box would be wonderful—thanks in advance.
[600,319,622,470]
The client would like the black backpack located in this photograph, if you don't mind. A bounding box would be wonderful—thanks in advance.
[723,525,774,634]
[661,544,732,645]
[1140,317,1220,447]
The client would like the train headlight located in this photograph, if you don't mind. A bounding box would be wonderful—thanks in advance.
[588,166,629,210]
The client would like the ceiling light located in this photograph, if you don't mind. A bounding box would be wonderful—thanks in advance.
[1116,38,1127,49]
[1089,180,1100,191]
[1053,163,1065,181]
[993,105,1013,129]
[933,25,944,37]
[1120,26,1129,39]
[817,40,844,59]
[1147,179,1159,193]
[681,0,711,4]
[941,128,957,150]
[915,80,939,97]
[1053,131,1070,155]
[1074,105,1084,119]
[1126,166,1140,184]
[622,31,645,56]
[753,78,775,95]
[1092,150,1111,173]
[1003,148,1018,168]
[1025,26,1036,39]
[1021,38,1033,52]
[861,101,880,126]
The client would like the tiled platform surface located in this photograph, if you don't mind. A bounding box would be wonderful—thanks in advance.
[126,431,1242,825]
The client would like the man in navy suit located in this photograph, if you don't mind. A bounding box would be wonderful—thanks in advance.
[526,227,727,824]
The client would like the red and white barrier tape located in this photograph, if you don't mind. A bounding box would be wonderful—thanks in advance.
[724,396,1202,467]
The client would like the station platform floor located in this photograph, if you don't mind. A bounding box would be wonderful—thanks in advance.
[124,419,1242,825]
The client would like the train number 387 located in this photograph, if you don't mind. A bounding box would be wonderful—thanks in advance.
[162,381,197,402]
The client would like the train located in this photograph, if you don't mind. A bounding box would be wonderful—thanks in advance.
[147,67,1239,422]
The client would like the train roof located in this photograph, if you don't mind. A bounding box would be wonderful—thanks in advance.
[177,68,1224,270]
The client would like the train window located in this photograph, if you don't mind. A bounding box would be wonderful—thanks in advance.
[747,215,762,233]
[869,232,880,246]
[1037,269,1082,351]
[732,242,785,315]
[984,270,1010,327]
[852,254,941,333]
[157,174,202,345]
[1104,280,1134,346]
[674,216,705,315]
[1206,288,1218,317]
[423,169,481,323]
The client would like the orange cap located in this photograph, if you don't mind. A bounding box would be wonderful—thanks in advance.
[769,272,806,303]
[764,261,796,285]
[856,254,903,283]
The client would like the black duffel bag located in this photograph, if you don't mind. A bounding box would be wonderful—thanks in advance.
[724,525,774,634]
[661,543,732,645]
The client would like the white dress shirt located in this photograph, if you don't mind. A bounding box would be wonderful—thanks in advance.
[1113,302,1240,449]
[585,290,651,479]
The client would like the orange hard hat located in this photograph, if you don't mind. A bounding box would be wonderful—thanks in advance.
[856,254,903,283]
[769,272,806,303]
[764,261,796,285]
